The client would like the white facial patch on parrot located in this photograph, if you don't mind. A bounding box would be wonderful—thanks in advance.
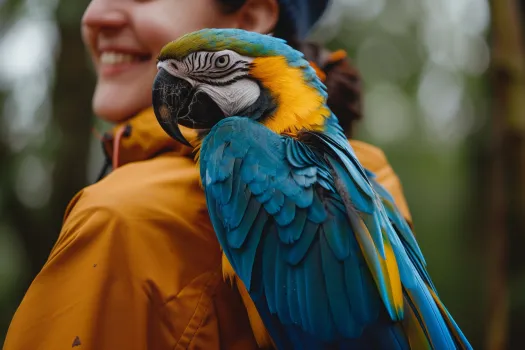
[198,79,260,116]
[157,50,260,116]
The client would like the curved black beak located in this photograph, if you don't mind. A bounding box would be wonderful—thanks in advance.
[152,68,226,147]
[152,68,193,147]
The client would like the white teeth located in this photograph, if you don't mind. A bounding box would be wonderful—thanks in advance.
[100,52,138,65]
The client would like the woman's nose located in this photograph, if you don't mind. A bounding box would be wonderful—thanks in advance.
[82,0,127,32]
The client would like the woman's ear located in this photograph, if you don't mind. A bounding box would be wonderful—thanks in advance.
[236,0,279,34]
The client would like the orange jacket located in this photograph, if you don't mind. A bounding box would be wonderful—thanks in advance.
[4,108,411,350]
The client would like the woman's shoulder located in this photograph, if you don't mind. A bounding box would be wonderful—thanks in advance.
[77,153,205,218]
[50,153,218,296]
[58,153,213,253]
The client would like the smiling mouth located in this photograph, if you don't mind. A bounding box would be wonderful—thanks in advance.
[99,51,152,65]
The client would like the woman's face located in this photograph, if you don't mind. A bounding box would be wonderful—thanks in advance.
[82,0,240,123]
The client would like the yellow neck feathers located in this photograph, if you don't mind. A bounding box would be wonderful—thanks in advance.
[249,56,329,135]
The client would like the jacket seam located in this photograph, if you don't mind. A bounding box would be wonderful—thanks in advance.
[173,268,222,350]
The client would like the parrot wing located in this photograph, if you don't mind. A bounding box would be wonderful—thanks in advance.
[200,116,471,350]
[306,126,472,349]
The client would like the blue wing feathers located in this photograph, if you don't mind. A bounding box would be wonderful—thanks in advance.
[295,263,310,331]
[249,176,269,195]
[264,189,284,215]
[274,197,296,226]
[289,186,313,208]
[371,177,425,264]
[278,207,308,244]
[286,266,302,326]
[346,207,400,321]
[217,153,235,181]
[254,165,271,182]
[292,170,307,187]
[319,232,358,337]
[226,137,249,158]
[235,209,267,290]
[255,187,274,203]
[275,230,293,325]
[305,193,327,223]
[280,175,303,197]
[219,171,234,204]
[262,223,279,314]
[303,239,334,341]
[227,196,261,249]
[326,154,384,256]
[404,275,456,349]
[206,143,226,183]
[222,161,250,229]
[240,161,258,183]
[344,259,381,325]
[200,116,472,349]
[285,219,318,265]
[323,202,351,260]
[294,165,317,177]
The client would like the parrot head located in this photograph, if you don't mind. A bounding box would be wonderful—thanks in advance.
[152,28,329,146]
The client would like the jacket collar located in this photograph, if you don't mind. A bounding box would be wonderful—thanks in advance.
[102,107,194,168]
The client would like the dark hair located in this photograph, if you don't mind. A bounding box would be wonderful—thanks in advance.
[216,0,362,137]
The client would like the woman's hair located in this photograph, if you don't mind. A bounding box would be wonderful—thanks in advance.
[217,0,362,137]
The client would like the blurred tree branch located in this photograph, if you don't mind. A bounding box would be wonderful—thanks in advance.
[487,0,525,349]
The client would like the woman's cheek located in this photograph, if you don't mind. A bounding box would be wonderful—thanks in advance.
[132,1,236,55]
[132,7,193,53]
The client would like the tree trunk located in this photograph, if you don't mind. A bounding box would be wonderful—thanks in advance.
[487,0,525,349]
[48,0,95,237]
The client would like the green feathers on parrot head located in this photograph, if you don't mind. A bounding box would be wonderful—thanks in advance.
[152,28,330,147]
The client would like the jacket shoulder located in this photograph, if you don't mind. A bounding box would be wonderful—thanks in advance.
[75,154,205,218]
[349,140,412,222]
[55,153,218,295]
[349,140,389,174]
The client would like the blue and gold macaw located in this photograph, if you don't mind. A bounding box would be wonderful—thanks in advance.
[151,29,472,350]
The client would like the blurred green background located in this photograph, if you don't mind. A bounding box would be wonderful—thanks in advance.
[1,0,525,349]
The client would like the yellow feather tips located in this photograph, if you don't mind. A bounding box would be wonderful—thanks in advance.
[236,278,276,349]
[349,211,404,320]
[403,298,433,350]
[221,253,275,348]
[221,253,236,285]
[383,236,404,316]
[193,141,203,168]
[249,57,329,134]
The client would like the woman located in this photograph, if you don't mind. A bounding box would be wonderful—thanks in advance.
[4,0,411,349]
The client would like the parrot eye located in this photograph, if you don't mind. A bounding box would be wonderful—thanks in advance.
[215,54,230,68]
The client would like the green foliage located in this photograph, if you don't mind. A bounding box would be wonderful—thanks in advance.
[0,0,24,33]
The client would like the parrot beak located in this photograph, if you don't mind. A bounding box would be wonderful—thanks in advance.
[152,68,193,147]
[152,67,226,147]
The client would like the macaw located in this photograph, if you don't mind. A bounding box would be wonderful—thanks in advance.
[151,28,472,350]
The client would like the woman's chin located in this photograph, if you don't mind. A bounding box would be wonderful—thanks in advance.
[92,84,151,123]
